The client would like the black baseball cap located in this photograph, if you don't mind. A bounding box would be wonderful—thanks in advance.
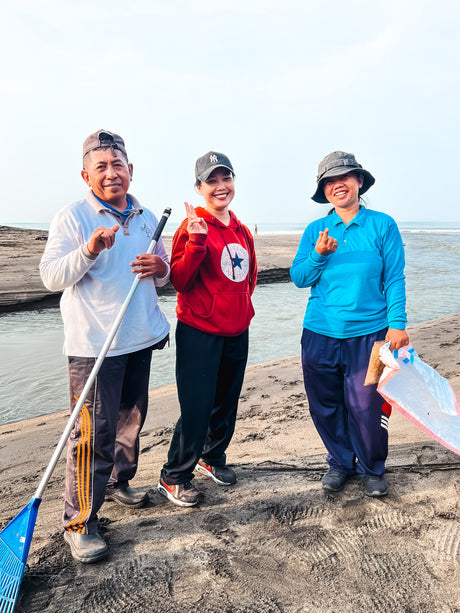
[195,151,234,182]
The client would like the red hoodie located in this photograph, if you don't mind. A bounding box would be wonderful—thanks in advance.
[171,207,257,336]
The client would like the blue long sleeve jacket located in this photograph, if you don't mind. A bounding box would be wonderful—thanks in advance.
[290,207,407,338]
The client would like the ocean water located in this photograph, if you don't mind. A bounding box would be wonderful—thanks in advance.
[0,222,459,425]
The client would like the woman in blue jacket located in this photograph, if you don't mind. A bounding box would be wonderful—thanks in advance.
[290,151,409,497]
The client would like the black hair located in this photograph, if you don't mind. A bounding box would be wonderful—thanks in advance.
[83,145,129,169]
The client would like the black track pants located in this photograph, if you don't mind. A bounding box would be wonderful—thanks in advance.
[162,321,248,484]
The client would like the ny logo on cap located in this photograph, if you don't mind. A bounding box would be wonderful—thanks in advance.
[210,154,218,163]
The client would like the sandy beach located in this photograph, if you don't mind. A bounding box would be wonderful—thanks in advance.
[0,226,459,612]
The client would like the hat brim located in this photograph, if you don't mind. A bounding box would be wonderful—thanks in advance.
[197,164,235,182]
[311,168,375,203]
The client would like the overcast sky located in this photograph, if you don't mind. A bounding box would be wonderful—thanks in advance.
[2,0,459,228]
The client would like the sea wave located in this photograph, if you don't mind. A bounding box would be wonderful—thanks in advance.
[401,229,460,234]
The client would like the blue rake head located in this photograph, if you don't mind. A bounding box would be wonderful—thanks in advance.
[0,497,41,613]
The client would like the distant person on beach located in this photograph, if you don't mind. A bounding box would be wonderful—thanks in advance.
[158,151,257,507]
[254,224,258,236]
[290,151,409,498]
[40,130,170,563]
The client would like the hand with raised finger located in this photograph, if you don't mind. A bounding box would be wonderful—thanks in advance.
[315,228,338,256]
[130,253,167,279]
[185,201,207,235]
[87,225,119,255]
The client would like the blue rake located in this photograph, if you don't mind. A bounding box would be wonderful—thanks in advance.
[0,498,40,613]
[0,208,171,612]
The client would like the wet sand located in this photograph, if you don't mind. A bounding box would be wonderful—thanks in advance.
[1,314,459,612]
[0,225,459,611]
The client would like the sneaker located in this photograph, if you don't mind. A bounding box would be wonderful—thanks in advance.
[321,469,350,492]
[105,483,148,508]
[362,475,388,497]
[157,478,202,507]
[195,459,237,485]
[64,530,108,563]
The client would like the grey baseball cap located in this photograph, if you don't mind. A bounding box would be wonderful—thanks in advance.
[82,129,128,160]
[312,150,375,203]
[195,151,235,182]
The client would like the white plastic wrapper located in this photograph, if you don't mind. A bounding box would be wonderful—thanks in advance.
[377,343,460,455]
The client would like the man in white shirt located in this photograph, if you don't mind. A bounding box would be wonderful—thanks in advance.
[40,130,170,563]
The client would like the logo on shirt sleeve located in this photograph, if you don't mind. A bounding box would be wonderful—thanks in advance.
[221,243,249,282]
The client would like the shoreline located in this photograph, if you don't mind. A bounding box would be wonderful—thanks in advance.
[2,225,460,611]
[2,313,459,431]
[0,225,299,311]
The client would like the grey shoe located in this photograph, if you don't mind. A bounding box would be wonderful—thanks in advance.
[321,470,350,492]
[105,483,148,508]
[157,478,202,507]
[64,530,108,563]
[195,460,237,485]
[362,475,388,497]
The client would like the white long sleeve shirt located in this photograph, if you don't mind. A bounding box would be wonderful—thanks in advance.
[40,191,170,357]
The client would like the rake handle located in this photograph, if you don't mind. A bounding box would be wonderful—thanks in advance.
[34,208,171,500]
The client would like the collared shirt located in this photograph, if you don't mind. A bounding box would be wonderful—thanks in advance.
[40,191,170,357]
[290,207,407,338]
[92,192,133,220]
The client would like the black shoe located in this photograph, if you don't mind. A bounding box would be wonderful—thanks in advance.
[105,483,148,508]
[321,470,350,492]
[195,460,237,485]
[64,530,108,563]
[362,475,388,497]
[157,478,202,507]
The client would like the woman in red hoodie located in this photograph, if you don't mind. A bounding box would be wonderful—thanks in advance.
[158,151,257,507]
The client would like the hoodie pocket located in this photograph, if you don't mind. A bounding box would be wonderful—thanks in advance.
[185,291,254,335]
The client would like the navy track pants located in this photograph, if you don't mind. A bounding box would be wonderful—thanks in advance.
[301,327,390,477]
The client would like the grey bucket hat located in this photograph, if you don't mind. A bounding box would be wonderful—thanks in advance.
[312,151,375,203]
[195,151,235,182]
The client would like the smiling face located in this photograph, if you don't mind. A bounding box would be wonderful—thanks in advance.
[322,172,364,211]
[197,167,235,220]
[81,148,133,210]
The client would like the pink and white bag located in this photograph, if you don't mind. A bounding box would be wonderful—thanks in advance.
[377,343,460,455]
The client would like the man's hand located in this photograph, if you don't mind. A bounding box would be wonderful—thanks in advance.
[185,201,207,234]
[130,254,167,279]
[315,228,338,256]
[385,328,410,351]
[87,225,119,255]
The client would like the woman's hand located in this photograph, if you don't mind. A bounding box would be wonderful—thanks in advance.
[385,328,410,351]
[315,228,337,256]
[185,202,207,234]
[130,254,167,279]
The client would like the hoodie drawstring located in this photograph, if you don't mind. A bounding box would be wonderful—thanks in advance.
[217,223,236,279]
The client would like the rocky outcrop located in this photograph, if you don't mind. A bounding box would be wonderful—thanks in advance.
[0,226,297,311]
